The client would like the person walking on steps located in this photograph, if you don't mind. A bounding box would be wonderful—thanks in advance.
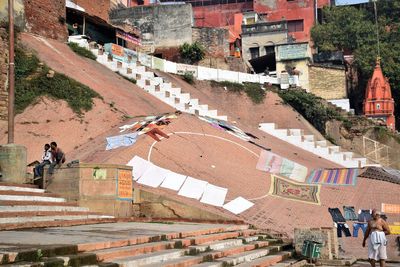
[363,209,391,267]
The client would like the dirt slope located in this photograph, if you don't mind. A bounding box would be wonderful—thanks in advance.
[0,33,173,162]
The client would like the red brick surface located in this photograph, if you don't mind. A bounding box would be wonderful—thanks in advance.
[24,0,68,41]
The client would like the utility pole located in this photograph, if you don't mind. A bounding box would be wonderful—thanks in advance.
[372,0,380,58]
[8,0,15,144]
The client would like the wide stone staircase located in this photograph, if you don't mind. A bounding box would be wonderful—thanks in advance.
[0,183,114,230]
[0,223,302,267]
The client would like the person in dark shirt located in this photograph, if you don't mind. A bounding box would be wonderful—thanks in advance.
[48,142,66,175]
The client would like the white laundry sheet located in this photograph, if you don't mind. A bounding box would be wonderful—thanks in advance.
[200,184,228,207]
[137,165,169,188]
[178,177,209,200]
[127,155,154,181]
[160,171,187,191]
[288,163,308,182]
[223,197,254,215]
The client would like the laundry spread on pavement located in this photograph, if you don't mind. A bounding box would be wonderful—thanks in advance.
[308,168,358,186]
[256,150,308,182]
[126,155,253,213]
[105,133,138,150]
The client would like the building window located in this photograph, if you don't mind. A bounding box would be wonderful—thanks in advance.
[265,46,275,55]
[250,47,260,59]
[288,20,304,32]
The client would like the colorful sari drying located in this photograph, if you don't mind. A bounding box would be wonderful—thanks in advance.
[307,168,358,186]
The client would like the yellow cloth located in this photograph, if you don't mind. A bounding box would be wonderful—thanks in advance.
[389,225,400,234]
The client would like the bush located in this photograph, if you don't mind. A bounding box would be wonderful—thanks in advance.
[243,83,266,104]
[68,42,97,60]
[210,80,244,93]
[179,42,205,64]
[210,80,266,104]
[278,89,342,134]
[182,72,194,84]
[15,47,101,114]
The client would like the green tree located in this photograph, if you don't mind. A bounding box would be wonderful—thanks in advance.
[179,42,206,64]
[311,2,400,129]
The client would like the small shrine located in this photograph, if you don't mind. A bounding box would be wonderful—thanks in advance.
[363,58,396,131]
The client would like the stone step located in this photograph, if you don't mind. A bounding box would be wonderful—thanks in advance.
[192,245,279,267]
[0,205,89,213]
[175,231,243,247]
[111,249,186,267]
[0,186,45,193]
[140,241,271,267]
[187,239,243,254]
[0,182,38,189]
[0,217,116,231]
[269,259,307,267]
[0,200,78,207]
[0,214,111,224]
[0,210,99,217]
[234,251,293,267]
[0,190,59,197]
[0,194,66,203]
[213,247,277,266]
[77,225,250,252]
[94,241,176,262]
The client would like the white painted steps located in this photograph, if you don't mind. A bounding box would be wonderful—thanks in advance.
[0,205,89,212]
[90,47,228,121]
[0,184,114,228]
[259,122,370,168]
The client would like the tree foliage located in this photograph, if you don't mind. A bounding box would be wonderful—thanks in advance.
[311,1,400,129]
[179,42,206,64]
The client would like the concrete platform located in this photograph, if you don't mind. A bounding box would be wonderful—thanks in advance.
[0,222,246,247]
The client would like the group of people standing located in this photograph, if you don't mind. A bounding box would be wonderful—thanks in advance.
[34,142,65,179]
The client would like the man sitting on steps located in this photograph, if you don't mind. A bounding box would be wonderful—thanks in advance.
[48,142,66,176]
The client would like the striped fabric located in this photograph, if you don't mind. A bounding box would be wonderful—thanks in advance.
[307,168,358,186]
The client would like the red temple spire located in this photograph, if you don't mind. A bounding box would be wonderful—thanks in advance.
[363,58,395,130]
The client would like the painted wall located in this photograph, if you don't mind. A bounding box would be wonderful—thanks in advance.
[0,0,25,29]
[241,31,287,63]
[254,0,330,42]
[110,4,193,48]
[192,2,252,28]
[276,59,310,90]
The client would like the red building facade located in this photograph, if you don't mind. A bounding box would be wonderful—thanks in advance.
[253,0,330,42]
[363,59,396,131]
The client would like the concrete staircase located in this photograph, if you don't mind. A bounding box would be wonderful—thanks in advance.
[259,123,369,168]
[0,183,114,230]
[90,48,228,121]
[0,224,300,267]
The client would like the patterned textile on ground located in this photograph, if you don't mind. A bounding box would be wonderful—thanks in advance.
[268,174,321,205]
[198,116,252,141]
[381,203,400,214]
[118,112,179,142]
[307,168,358,186]
[256,150,308,182]
[358,167,400,185]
